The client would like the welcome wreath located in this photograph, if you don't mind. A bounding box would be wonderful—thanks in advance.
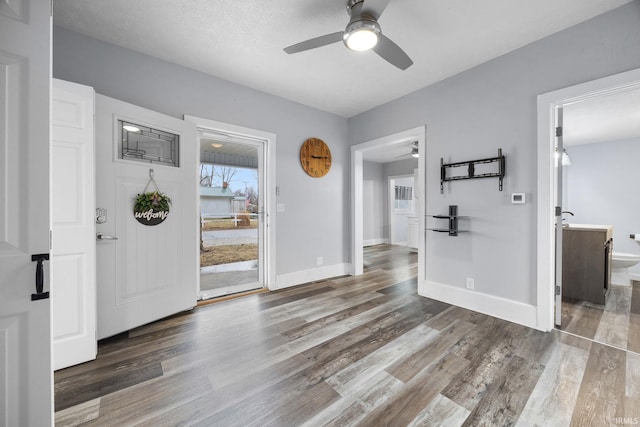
[134,170,171,226]
[134,191,171,226]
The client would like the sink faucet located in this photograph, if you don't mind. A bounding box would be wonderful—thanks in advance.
[561,211,574,223]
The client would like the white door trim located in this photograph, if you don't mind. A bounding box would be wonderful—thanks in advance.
[537,67,640,332]
[351,126,426,276]
[184,115,277,290]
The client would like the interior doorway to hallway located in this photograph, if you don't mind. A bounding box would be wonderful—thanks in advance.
[351,126,426,281]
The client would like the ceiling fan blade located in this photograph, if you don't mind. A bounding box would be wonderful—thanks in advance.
[373,34,413,70]
[361,0,391,20]
[284,32,344,54]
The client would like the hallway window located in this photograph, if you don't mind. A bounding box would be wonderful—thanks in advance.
[394,185,414,211]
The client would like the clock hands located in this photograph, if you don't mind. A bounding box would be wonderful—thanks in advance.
[311,155,329,159]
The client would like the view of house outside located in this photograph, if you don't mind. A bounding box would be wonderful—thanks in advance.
[199,164,258,267]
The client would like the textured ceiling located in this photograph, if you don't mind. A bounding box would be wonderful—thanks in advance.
[564,88,640,147]
[52,0,632,118]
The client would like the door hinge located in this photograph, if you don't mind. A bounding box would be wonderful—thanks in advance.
[555,285,561,296]
[556,126,563,137]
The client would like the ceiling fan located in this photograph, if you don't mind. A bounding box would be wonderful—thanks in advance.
[283,0,413,70]
[395,141,419,159]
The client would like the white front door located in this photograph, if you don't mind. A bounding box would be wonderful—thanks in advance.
[51,79,97,370]
[96,95,198,339]
[0,0,53,425]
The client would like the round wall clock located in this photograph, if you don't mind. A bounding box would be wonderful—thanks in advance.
[300,137,332,178]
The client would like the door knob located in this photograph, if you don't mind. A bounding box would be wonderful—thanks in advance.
[96,232,118,241]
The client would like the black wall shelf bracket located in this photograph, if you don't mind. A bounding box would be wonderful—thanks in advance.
[440,148,505,194]
[427,205,463,236]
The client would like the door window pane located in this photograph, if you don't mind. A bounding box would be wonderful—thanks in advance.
[118,120,179,167]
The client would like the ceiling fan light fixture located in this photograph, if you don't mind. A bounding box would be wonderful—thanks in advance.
[343,19,380,51]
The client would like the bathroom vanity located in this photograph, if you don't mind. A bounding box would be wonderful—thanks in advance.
[562,224,613,305]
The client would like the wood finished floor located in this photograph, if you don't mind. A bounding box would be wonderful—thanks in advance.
[560,282,640,354]
[55,245,640,426]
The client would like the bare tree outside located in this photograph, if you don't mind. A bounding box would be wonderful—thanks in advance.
[245,186,258,210]
[200,163,214,186]
[216,166,237,187]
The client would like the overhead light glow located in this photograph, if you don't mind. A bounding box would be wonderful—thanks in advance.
[211,143,223,148]
[123,125,141,133]
[346,29,378,51]
[344,19,380,51]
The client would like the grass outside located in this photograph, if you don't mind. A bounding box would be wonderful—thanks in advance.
[202,219,258,231]
[200,244,258,267]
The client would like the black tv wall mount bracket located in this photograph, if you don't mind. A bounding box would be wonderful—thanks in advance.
[440,148,505,194]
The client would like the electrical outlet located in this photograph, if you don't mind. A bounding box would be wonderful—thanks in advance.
[466,277,475,290]
[316,257,323,266]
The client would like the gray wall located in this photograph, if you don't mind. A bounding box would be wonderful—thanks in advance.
[53,26,349,277]
[348,2,640,305]
[565,139,640,275]
[363,161,385,243]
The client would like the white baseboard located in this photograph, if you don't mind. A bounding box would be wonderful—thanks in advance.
[363,238,389,247]
[419,280,539,330]
[273,263,350,291]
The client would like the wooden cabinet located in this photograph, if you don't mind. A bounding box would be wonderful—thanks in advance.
[562,225,613,305]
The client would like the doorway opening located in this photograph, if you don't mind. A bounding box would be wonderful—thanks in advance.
[198,137,260,299]
[537,68,640,344]
[351,126,426,282]
[187,116,276,301]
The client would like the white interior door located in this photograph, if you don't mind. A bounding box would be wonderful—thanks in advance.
[96,95,198,339]
[51,79,97,370]
[0,1,53,425]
